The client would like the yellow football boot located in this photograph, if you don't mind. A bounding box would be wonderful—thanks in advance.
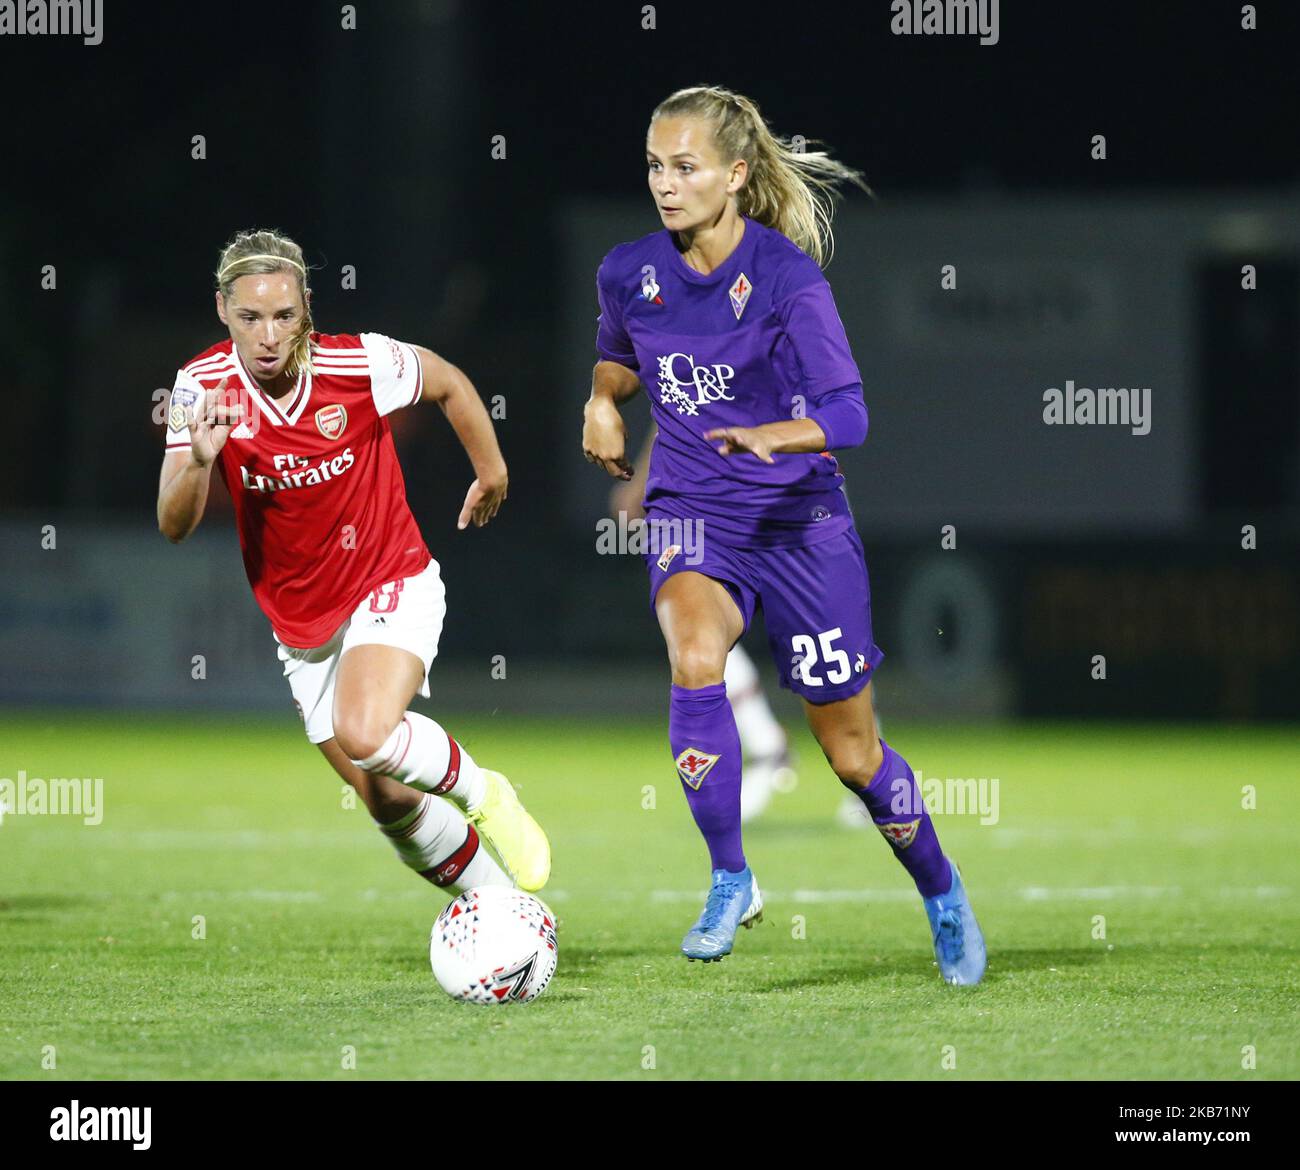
[467,770,551,892]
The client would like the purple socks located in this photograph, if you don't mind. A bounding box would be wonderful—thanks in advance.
[668,689,949,899]
[669,682,745,873]
[853,738,952,898]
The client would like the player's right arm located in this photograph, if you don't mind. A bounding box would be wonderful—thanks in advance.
[582,360,642,480]
[157,380,242,543]
[584,253,643,479]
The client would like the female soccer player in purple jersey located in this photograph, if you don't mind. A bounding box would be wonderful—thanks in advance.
[582,85,986,983]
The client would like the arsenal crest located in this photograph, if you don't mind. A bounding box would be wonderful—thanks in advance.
[315,403,347,440]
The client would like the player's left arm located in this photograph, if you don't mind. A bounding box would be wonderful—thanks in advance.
[706,386,867,460]
[413,345,508,529]
[705,278,867,463]
[706,416,832,461]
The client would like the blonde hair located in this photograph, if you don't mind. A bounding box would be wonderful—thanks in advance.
[650,85,871,267]
[215,229,315,377]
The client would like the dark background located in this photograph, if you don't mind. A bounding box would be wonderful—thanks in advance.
[1,0,1297,718]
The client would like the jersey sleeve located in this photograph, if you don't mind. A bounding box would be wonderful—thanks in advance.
[595,256,638,368]
[804,382,868,450]
[776,274,868,450]
[164,368,205,452]
[360,332,424,416]
[776,277,861,396]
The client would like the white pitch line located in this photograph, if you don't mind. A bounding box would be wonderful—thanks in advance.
[93,830,364,849]
[157,889,324,902]
[647,886,1290,903]
[986,828,1287,847]
[37,881,1293,907]
[650,888,912,903]
[1019,885,1289,901]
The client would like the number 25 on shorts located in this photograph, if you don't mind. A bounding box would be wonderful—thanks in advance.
[790,627,850,687]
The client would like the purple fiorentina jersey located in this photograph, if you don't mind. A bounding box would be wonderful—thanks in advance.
[595,216,865,548]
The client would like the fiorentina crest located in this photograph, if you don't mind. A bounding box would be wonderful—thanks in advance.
[675,747,720,790]
[877,819,921,850]
[315,403,347,440]
[728,272,752,320]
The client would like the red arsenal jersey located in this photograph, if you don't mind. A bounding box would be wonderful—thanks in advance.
[165,332,431,647]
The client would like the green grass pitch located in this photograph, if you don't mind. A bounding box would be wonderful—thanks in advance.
[1,712,1296,1080]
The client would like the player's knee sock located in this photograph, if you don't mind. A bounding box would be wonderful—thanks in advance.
[377,792,510,891]
[852,738,952,898]
[351,712,487,813]
[723,645,787,760]
[669,682,745,873]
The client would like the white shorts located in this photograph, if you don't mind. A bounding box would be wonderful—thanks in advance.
[275,558,447,745]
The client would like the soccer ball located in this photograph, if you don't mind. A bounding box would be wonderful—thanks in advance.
[429,885,558,1004]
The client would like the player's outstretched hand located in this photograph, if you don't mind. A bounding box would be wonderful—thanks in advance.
[189,378,243,467]
[582,397,634,480]
[458,474,508,530]
[705,425,777,464]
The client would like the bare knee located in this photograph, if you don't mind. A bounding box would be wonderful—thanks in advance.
[670,643,728,689]
[332,710,400,764]
[826,734,884,791]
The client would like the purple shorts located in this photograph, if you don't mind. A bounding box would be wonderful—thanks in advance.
[643,517,885,704]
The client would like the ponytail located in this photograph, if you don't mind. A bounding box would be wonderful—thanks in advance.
[650,85,871,267]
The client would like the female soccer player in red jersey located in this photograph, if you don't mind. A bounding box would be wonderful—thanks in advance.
[158,229,550,897]
[582,86,985,982]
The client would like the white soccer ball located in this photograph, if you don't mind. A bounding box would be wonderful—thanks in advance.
[429,885,558,1004]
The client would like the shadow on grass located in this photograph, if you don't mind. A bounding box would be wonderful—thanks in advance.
[741,946,1120,992]
[0,894,84,914]
[554,945,935,991]
[979,946,1110,974]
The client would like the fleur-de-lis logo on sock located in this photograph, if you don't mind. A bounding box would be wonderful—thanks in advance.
[675,747,720,790]
[876,819,921,849]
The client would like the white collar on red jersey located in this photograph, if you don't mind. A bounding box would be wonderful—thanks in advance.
[232,344,313,427]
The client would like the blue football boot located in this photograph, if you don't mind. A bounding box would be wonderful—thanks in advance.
[923,861,986,985]
[681,866,763,961]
